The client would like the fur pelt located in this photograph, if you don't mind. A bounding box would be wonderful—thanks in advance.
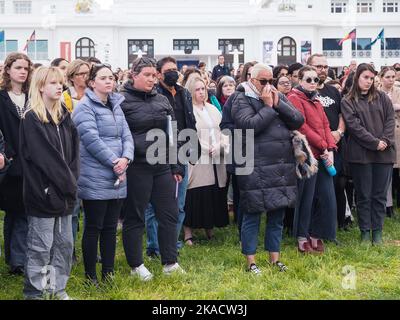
[292,130,319,179]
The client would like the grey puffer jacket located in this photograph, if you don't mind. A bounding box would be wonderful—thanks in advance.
[72,89,134,200]
[231,87,304,213]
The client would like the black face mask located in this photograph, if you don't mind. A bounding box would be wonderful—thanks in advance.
[163,70,179,87]
[208,89,216,96]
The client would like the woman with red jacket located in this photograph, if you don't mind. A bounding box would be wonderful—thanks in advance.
[288,66,337,254]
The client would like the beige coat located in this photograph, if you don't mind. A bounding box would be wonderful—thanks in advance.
[187,103,229,190]
[381,86,400,167]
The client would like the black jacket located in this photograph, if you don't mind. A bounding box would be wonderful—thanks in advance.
[231,91,304,213]
[0,130,11,184]
[19,107,80,218]
[156,83,196,131]
[0,89,28,213]
[120,81,184,177]
[212,64,230,81]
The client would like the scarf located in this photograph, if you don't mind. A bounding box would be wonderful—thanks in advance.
[296,85,319,100]
[242,81,261,100]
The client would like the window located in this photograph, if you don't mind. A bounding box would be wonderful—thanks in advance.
[218,39,244,68]
[323,39,343,58]
[127,39,154,68]
[381,38,400,58]
[13,1,32,14]
[277,37,297,65]
[352,38,372,58]
[331,0,348,13]
[75,37,95,59]
[173,39,199,51]
[27,40,48,60]
[352,38,372,50]
[357,1,373,13]
[382,38,400,50]
[0,1,5,14]
[0,40,18,60]
[383,1,399,12]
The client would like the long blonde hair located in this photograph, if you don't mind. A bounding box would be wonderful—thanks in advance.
[185,76,208,104]
[28,66,64,124]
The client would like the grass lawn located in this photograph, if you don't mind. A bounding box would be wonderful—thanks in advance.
[1,210,400,300]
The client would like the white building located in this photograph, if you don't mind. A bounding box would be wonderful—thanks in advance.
[0,0,399,72]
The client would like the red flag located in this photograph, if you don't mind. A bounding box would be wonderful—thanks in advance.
[338,28,356,46]
[23,30,36,51]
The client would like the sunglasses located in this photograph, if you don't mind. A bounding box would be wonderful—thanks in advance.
[395,68,400,72]
[89,63,113,80]
[256,78,274,86]
[303,77,320,84]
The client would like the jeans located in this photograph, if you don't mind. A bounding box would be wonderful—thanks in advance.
[82,199,123,278]
[293,173,317,239]
[241,208,285,255]
[294,161,337,241]
[350,163,392,232]
[145,164,188,254]
[310,161,337,240]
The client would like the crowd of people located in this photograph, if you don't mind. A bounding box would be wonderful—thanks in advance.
[1,50,400,299]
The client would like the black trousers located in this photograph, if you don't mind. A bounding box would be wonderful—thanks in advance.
[331,150,347,229]
[82,199,123,278]
[3,211,28,269]
[122,163,178,268]
[350,163,392,232]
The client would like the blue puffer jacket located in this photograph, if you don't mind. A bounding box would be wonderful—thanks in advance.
[72,89,134,200]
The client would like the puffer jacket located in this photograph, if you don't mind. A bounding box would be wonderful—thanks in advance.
[231,87,304,214]
[72,89,134,200]
[120,81,184,177]
[287,88,337,158]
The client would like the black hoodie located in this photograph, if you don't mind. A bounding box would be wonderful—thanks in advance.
[120,81,184,177]
[19,107,80,218]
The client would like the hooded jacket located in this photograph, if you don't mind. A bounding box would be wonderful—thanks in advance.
[19,106,80,218]
[287,88,337,159]
[120,81,184,177]
[72,89,134,200]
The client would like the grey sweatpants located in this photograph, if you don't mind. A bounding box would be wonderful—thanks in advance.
[23,215,73,299]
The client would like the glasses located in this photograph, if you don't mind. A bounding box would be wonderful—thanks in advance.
[312,65,329,70]
[74,71,89,77]
[303,77,320,84]
[278,81,291,86]
[256,78,274,86]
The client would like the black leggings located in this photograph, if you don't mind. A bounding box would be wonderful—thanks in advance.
[82,199,123,279]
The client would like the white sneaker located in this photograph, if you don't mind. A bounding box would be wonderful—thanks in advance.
[163,263,186,275]
[248,263,262,276]
[131,264,153,281]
